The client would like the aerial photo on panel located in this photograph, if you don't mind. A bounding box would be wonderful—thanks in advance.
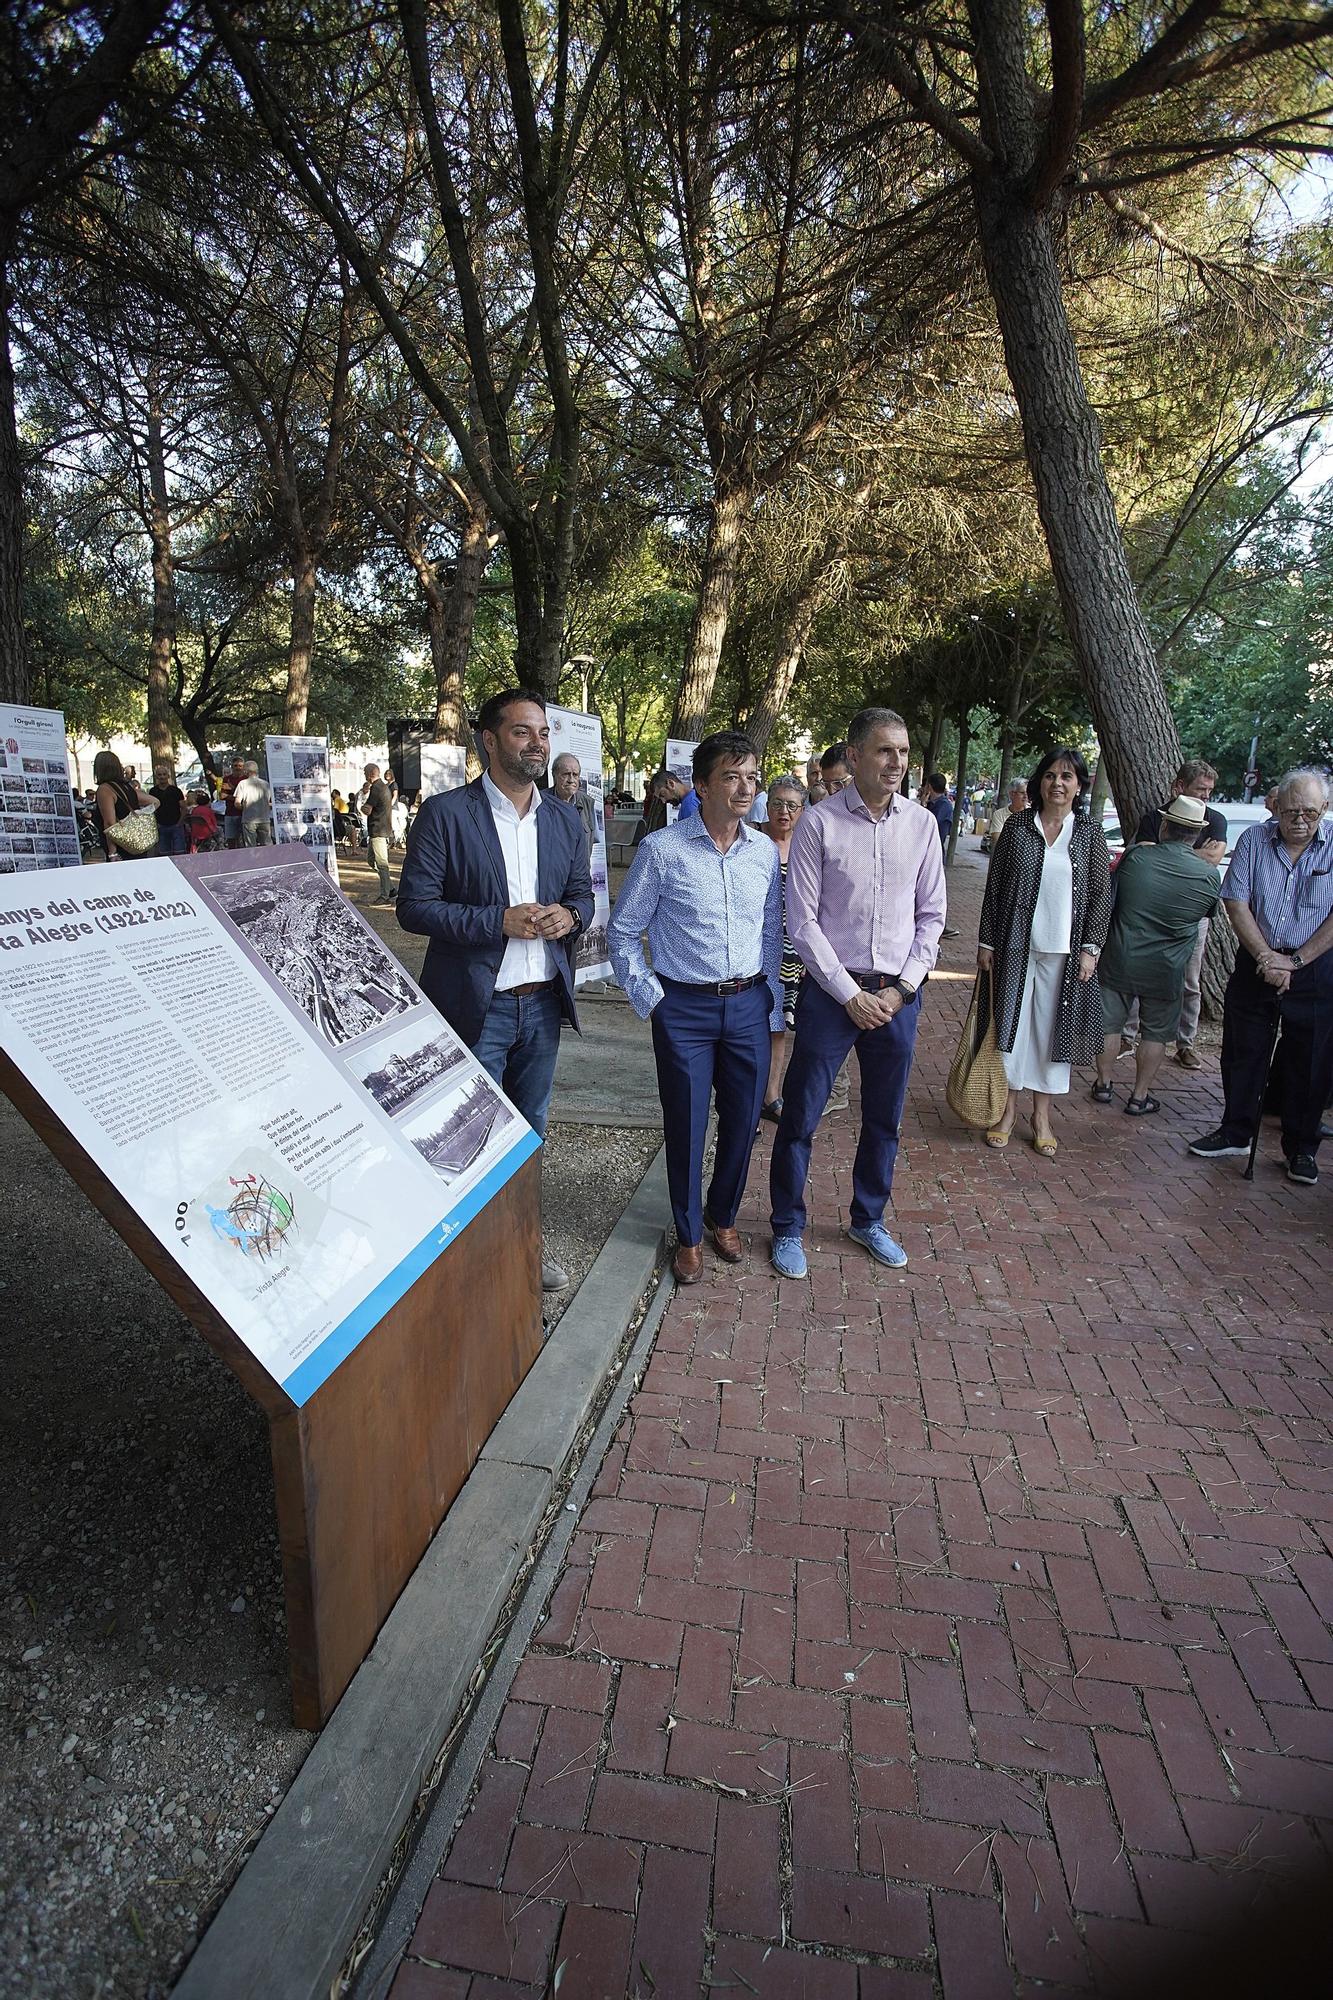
[200,860,419,1046]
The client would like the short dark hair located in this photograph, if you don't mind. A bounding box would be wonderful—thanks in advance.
[1160,815,1198,843]
[927,771,948,793]
[845,707,907,750]
[476,687,546,736]
[1027,745,1092,810]
[820,740,850,770]
[693,730,757,786]
[93,749,125,786]
[1176,758,1217,790]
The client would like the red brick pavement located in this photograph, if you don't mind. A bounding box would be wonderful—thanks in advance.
[393,864,1332,1998]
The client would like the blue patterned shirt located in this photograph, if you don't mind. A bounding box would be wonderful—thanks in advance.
[609,814,784,1028]
[1222,819,1333,951]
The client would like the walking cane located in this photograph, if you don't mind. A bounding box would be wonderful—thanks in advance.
[1243,1005,1283,1183]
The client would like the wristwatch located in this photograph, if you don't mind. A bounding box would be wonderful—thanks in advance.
[893,977,917,1003]
[1290,949,1304,968]
[563,906,584,937]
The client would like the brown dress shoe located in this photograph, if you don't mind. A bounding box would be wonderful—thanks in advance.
[705,1215,743,1263]
[672,1241,703,1284]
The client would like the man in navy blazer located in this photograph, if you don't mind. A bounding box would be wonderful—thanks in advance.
[397,688,594,1288]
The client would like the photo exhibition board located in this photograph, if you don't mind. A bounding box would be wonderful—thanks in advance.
[546,705,612,985]
[418,742,467,800]
[663,736,698,825]
[265,733,338,882]
[0,848,539,1406]
[0,702,81,873]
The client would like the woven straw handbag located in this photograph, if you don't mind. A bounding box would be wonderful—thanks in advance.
[946,969,1008,1130]
[107,806,160,856]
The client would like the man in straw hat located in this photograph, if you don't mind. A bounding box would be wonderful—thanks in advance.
[1089,792,1223,1116]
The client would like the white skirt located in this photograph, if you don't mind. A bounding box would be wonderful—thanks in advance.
[1002,950,1071,1095]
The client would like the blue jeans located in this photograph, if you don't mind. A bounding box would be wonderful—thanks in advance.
[650,978,770,1247]
[770,979,921,1236]
[471,983,563,1137]
[157,823,189,856]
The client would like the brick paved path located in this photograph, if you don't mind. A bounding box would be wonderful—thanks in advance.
[392,860,1332,1999]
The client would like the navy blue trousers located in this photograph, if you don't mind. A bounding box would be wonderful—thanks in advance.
[651,979,770,1247]
[770,978,921,1236]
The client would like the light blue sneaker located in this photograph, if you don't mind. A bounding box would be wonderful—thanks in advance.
[846,1221,908,1269]
[771,1232,807,1279]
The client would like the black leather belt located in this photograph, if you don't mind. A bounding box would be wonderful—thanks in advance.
[505,977,559,997]
[848,970,903,991]
[667,972,766,996]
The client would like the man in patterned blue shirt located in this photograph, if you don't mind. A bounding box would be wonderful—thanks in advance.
[610,732,784,1283]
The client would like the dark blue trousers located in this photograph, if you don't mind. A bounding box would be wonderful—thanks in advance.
[651,979,770,1247]
[770,979,921,1236]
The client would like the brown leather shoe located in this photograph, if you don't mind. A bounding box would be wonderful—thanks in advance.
[672,1241,703,1284]
[704,1212,743,1263]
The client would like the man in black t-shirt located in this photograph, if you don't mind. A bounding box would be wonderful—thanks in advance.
[361,762,397,901]
[1128,757,1227,1070]
[150,764,188,856]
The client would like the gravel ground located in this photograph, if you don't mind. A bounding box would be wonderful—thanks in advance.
[1,843,660,1997]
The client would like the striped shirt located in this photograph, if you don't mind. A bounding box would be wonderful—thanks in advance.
[608,813,784,1029]
[1221,819,1333,950]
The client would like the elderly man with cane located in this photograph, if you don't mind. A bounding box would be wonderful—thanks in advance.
[1190,767,1333,1186]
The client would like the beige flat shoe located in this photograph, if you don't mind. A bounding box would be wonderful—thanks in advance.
[984,1127,1012,1149]
[1029,1123,1058,1159]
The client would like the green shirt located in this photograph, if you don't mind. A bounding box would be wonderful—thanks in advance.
[1098,842,1221,998]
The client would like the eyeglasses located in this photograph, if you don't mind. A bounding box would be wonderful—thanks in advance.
[1279,806,1324,820]
[768,799,801,813]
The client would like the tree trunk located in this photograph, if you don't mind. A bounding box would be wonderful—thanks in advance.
[946,711,971,867]
[283,553,317,734]
[1088,753,1112,827]
[923,698,945,780]
[144,371,176,773]
[670,482,749,739]
[431,509,488,739]
[1199,916,1236,1024]
[972,178,1179,837]
[0,249,30,705]
[746,592,819,759]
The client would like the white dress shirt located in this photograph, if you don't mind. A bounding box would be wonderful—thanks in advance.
[1030,811,1074,954]
[484,771,557,989]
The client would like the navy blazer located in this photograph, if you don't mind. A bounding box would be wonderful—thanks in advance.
[396,777,595,1046]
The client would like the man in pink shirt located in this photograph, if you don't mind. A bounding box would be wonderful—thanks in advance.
[770,707,946,1278]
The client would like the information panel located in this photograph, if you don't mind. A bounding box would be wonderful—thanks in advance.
[547,705,612,985]
[0,703,81,873]
[664,735,698,826]
[419,741,467,800]
[265,734,338,882]
[0,850,539,1405]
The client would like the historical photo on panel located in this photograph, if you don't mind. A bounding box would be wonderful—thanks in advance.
[401,1073,515,1185]
[350,1014,468,1117]
[290,747,328,783]
[199,860,420,1046]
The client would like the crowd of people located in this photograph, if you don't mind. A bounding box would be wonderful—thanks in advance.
[79,701,1332,1257]
[598,723,1331,1283]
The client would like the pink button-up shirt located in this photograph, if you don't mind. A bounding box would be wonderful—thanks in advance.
[785,785,947,1004]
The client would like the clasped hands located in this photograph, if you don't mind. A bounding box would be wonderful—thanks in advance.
[845,986,900,1030]
[504,900,575,941]
[1256,949,1294,993]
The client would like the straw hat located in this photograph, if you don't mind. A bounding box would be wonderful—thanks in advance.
[1162,794,1208,829]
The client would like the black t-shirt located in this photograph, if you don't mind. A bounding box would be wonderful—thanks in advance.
[151,783,184,828]
[365,779,394,838]
[1134,800,1226,851]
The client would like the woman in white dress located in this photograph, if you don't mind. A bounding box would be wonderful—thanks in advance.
[976,748,1112,1157]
